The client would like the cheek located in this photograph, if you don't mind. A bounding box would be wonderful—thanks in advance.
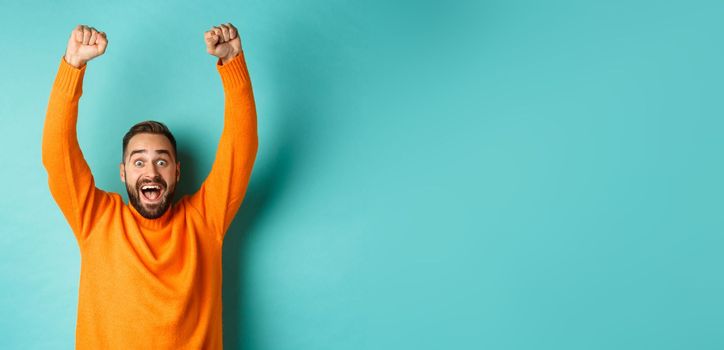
[162,169,178,185]
[124,171,140,185]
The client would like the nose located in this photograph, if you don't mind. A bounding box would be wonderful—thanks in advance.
[147,163,160,177]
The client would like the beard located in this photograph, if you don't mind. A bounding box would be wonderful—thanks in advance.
[125,174,176,220]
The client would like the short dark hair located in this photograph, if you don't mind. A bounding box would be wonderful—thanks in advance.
[122,120,177,163]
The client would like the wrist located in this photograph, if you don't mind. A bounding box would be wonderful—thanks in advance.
[64,54,86,68]
[220,51,241,65]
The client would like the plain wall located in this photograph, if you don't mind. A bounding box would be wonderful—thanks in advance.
[1,0,723,349]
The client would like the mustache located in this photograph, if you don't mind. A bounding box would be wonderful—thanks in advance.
[136,176,167,190]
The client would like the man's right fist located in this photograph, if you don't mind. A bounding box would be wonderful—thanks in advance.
[64,25,108,68]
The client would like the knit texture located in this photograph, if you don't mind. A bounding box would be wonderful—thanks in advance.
[42,52,258,349]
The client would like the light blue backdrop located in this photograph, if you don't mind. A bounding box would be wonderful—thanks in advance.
[1,0,723,349]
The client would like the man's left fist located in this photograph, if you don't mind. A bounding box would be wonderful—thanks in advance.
[205,23,242,65]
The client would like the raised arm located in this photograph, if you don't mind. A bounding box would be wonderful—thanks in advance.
[189,23,259,240]
[42,25,111,242]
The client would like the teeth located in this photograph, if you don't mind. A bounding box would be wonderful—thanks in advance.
[141,185,161,190]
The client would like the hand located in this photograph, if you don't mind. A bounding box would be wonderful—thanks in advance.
[204,23,242,65]
[64,25,108,68]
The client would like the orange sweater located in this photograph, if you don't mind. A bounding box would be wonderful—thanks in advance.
[42,52,258,349]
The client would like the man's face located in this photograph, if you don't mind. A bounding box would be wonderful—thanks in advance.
[120,133,180,219]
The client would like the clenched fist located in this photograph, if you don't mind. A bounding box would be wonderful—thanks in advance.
[64,25,108,68]
[205,23,242,65]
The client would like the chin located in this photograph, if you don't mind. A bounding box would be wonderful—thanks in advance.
[127,187,175,220]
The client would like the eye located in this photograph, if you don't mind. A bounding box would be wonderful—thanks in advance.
[157,159,168,167]
[134,160,144,167]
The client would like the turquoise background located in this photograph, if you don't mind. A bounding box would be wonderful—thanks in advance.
[1,0,723,348]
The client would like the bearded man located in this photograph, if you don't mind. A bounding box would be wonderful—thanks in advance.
[42,22,258,349]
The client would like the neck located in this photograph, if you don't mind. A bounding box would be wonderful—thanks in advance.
[128,202,173,230]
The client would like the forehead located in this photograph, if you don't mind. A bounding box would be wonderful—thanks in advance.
[126,133,174,156]
[127,133,173,149]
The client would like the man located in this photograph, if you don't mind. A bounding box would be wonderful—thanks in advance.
[41,23,258,349]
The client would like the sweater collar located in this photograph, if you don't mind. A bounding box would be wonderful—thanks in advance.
[128,202,173,230]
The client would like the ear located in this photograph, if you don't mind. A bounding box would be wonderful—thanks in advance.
[176,161,181,182]
[120,163,126,183]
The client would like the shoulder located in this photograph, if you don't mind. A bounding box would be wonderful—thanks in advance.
[174,195,198,215]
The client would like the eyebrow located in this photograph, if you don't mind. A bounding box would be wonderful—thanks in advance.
[128,149,173,160]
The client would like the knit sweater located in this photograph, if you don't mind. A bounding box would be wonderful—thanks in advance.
[41,52,258,349]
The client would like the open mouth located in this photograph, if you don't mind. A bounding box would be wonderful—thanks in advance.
[139,184,164,202]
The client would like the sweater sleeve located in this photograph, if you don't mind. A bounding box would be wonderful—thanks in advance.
[42,56,112,242]
[188,51,259,241]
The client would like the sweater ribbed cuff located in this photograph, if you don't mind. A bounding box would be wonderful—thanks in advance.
[216,51,250,91]
[54,56,86,100]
